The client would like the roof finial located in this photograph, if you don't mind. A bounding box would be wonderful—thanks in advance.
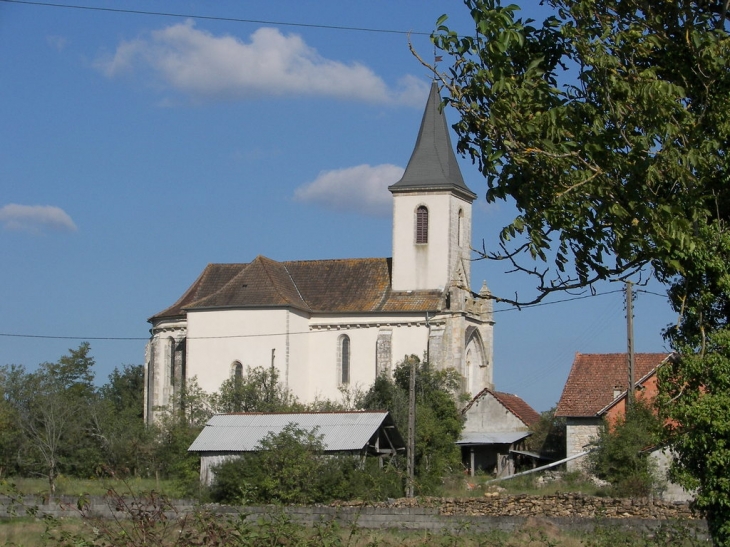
[433,44,443,79]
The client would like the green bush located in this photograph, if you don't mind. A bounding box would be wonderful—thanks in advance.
[209,424,404,504]
[587,400,662,498]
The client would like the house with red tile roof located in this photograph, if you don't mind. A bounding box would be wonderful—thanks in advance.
[555,352,673,470]
[144,83,495,422]
[458,388,541,477]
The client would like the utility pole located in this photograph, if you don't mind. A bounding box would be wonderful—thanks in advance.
[407,354,416,498]
[626,281,635,410]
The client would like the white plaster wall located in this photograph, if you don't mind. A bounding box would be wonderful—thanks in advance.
[391,192,472,291]
[185,310,432,405]
[463,394,527,433]
[186,308,294,396]
[305,314,430,403]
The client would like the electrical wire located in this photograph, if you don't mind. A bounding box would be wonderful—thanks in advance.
[0,0,433,36]
[0,288,635,342]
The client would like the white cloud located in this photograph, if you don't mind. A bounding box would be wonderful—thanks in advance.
[47,35,68,51]
[96,21,428,105]
[294,164,403,217]
[0,204,77,234]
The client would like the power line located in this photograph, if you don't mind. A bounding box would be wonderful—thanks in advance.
[636,289,669,298]
[0,0,433,36]
[0,332,147,341]
[1,289,629,342]
[492,288,625,313]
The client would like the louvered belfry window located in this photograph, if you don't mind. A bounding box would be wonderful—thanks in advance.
[416,206,428,244]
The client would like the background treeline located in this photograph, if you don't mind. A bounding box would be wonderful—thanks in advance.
[0,345,465,501]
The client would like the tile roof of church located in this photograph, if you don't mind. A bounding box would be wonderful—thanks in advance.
[149,256,445,321]
[555,352,672,418]
[388,82,476,202]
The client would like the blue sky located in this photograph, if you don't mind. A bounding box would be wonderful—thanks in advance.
[0,0,674,412]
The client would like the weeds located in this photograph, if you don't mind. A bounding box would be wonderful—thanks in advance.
[0,482,706,547]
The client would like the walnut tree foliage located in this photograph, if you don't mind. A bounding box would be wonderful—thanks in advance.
[432,0,730,305]
[433,1,730,543]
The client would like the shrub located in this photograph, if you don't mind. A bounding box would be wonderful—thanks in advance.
[587,400,662,497]
[209,424,404,504]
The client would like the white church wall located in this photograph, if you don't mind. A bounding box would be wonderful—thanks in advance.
[186,308,293,397]
[304,314,432,402]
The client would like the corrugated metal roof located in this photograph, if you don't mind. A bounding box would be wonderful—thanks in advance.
[456,431,530,446]
[188,411,393,453]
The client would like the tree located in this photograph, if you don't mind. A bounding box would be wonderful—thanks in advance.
[3,343,98,497]
[587,400,662,497]
[152,377,212,495]
[431,1,730,306]
[93,364,154,477]
[210,364,301,414]
[657,327,730,542]
[525,407,565,461]
[360,355,464,494]
[0,366,24,477]
[432,1,730,541]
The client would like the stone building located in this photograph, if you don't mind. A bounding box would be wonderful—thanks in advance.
[144,82,495,422]
[458,388,541,477]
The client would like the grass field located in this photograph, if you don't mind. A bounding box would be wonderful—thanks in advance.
[2,476,188,499]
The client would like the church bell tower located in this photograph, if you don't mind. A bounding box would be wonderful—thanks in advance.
[389,82,477,292]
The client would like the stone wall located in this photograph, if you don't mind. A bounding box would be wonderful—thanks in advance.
[0,493,704,537]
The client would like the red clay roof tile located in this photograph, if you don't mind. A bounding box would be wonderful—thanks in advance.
[555,353,671,418]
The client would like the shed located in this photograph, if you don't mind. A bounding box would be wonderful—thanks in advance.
[188,411,405,485]
[459,389,541,477]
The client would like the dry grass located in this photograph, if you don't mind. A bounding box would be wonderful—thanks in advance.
[3,476,184,499]
[442,470,607,498]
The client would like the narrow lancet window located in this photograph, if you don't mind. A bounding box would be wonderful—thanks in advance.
[339,335,351,385]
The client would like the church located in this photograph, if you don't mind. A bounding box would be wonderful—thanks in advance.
[144,82,495,423]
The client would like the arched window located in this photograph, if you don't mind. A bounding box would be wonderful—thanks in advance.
[415,206,428,244]
[458,209,464,247]
[338,335,351,385]
[233,361,243,381]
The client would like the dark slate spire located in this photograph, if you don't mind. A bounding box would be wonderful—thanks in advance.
[388,82,476,202]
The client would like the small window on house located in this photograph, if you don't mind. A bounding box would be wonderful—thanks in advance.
[415,206,429,244]
[339,335,351,385]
